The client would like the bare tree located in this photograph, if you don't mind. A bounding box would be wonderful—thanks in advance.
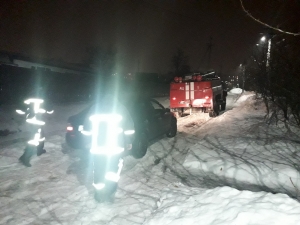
[246,35,300,126]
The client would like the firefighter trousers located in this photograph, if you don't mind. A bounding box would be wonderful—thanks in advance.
[19,128,46,167]
[93,154,122,200]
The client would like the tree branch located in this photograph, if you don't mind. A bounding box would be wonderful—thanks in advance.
[240,0,300,36]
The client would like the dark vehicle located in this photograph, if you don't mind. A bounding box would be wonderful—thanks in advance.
[65,97,177,159]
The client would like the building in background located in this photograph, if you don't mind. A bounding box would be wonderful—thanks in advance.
[0,51,96,104]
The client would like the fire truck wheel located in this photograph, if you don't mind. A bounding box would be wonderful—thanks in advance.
[131,133,148,159]
[166,118,177,138]
[209,111,215,117]
[209,102,219,117]
[174,111,182,118]
[214,102,220,115]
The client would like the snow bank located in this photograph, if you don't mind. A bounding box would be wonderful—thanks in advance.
[144,186,300,225]
[182,91,300,197]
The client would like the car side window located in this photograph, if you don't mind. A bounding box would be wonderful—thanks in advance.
[150,100,164,110]
[145,102,155,113]
[150,100,165,115]
[136,102,153,118]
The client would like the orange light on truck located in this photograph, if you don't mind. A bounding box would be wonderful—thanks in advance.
[196,75,202,81]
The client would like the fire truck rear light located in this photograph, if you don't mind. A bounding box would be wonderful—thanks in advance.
[172,97,176,100]
[205,96,209,99]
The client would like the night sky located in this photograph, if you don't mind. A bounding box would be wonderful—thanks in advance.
[1,0,296,76]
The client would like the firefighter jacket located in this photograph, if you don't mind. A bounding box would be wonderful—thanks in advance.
[82,94,135,155]
[16,98,53,146]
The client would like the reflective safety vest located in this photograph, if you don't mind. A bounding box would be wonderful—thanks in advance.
[93,158,124,189]
[82,113,135,155]
[16,98,53,146]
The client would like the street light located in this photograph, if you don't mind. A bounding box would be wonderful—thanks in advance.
[260,32,275,95]
[260,35,272,67]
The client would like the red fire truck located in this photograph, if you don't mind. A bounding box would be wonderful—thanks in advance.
[170,72,227,117]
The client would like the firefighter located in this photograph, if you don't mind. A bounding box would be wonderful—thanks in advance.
[17,88,53,167]
[81,92,135,202]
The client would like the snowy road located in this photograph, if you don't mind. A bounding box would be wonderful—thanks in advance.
[1,90,300,224]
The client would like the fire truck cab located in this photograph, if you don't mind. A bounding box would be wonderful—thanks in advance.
[170,72,227,117]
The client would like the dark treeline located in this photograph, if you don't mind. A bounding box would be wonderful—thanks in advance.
[0,65,169,105]
[245,34,300,126]
[0,64,94,104]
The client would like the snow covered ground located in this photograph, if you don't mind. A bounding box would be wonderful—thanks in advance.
[1,88,300,225]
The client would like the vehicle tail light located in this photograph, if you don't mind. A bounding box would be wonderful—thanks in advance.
[205,96,209,99]
[66,123,73,131]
